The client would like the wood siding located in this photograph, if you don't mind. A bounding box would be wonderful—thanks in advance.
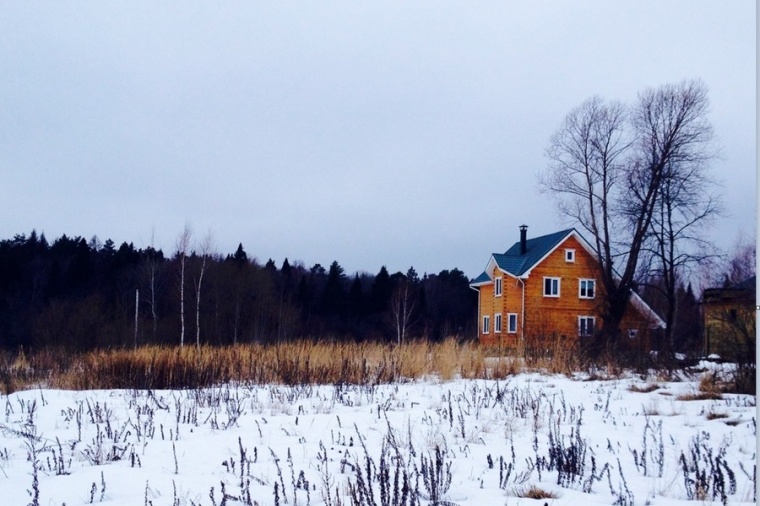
[477,268,523,348]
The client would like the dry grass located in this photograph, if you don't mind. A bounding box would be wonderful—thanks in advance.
[513,484,560,499]
[676,391,723,401]
[698,372,723,394]
[673,371,728,401]
[628,383,660,393]
[522,336,583,375]
[705,411,729,421]
[0,339,528,392]
[0,337,684,393]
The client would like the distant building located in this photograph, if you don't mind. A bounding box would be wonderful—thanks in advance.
[702,276,756,360]
[469,226,664,351]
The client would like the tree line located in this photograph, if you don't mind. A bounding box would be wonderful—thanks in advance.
[0,230,477,350]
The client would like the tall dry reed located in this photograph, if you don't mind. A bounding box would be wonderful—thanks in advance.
[1,339,526,392]
[2,336,641,393]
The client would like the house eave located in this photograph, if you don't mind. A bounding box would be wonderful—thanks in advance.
[629,290,666,329]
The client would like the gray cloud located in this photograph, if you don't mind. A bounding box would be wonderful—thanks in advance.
[1,1,755,276]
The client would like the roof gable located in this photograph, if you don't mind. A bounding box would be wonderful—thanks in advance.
[504,228,573,276]
[469,271,491,286]
[495,228,591,277]
[470,228,588,286]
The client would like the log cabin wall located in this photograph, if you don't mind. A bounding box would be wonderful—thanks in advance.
[521,235,601,342]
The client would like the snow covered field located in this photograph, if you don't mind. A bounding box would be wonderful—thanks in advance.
[1,368,755,505]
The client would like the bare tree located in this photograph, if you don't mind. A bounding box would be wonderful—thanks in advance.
[193,230,215,349]
[143,227,163,342]
[542,96,628,331]
[175,224,192,347]
[630,81,718,352]
[639,159,721,350]
[541,80,716,353]
[390,271,417,344]
[725,234,756,286]
[134,289,139,349]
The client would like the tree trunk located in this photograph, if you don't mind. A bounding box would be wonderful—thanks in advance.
[195,255,206,349]
[180,254,185,347]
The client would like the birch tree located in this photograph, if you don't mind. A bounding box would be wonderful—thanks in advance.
[390,268,418,344]
[193,230,214,348]
[143,227,163,342]
[175,224,192,347]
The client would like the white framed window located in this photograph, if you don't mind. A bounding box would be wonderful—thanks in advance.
[578,316,596,336]
[543,277,560,297]
[628,328,639,339]
[565,249,576,262]
[507,313,518,333]
[579,279,596,299]
[494,313,502,333]
[482,315,490,334]
[494,277,503,297]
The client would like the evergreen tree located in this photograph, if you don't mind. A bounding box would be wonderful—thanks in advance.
[370,266,392,313]
[0,229,481,349]
[348,274,365,316]
[232,243,248,265]
[101,238,116,257]
[321,261,347,316]
[281,258,292,280]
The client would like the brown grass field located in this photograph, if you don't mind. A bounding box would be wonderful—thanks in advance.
[4,337,740,395]
[1,339,547,393]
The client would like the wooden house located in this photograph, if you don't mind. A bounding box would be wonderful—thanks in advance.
[469,226,664,351]
[702,276,756,360]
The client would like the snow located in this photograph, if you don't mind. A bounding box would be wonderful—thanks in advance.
[0,371,755,505]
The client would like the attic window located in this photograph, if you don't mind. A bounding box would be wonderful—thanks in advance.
[565,249,576,263]
[494,277,503,297]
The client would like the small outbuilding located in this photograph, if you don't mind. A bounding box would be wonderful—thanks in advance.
[702,276,756,360]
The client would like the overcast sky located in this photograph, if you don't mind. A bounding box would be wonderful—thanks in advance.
[1,2,755,277]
